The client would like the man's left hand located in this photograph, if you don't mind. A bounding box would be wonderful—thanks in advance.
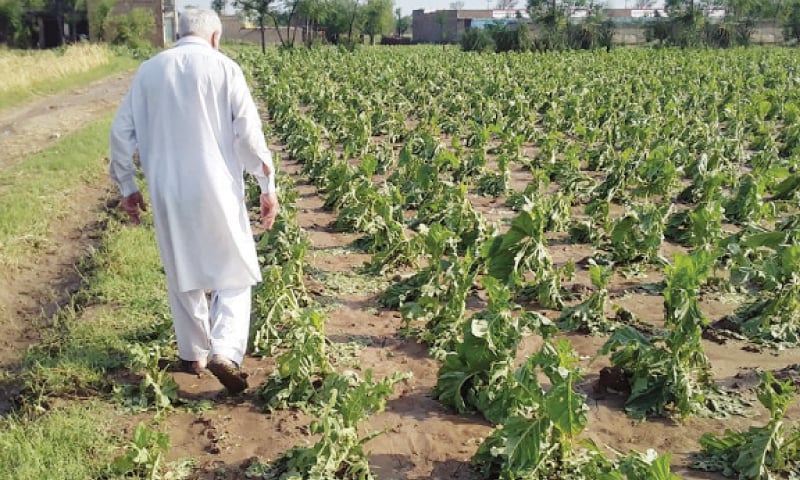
[121,191,146,225]
[260,192,279,230]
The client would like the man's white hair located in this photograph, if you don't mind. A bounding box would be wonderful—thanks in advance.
[179,8,222,39]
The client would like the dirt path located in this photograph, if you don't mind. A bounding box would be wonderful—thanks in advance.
[0,72,133,169]
[0,73,131,412]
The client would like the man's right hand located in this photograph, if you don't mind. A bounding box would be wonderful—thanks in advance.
[260,191,279,230]
[120,191,146,224]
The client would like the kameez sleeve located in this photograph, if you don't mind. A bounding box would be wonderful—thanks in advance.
[109,89,140,197]
[230,65,276,194]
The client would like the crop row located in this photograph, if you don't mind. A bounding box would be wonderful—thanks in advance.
[238,46,800,479]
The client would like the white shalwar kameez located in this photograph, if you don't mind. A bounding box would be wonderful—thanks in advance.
[108,36,275,365]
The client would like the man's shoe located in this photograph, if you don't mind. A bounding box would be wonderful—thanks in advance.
[178,358,207,376]
[208,356,248,394]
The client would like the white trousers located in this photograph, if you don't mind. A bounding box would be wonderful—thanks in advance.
[167,286,251,365]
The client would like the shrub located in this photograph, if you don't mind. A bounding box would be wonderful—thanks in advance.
[491,23,532,52]
[87,0,117,41]
[784,1,800,42]
[704,20,752,47]
[460,28,495,52]
[103,8,156,49]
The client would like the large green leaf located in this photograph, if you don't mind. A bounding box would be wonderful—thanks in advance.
[544,379,588,438]
[502,415,553,475]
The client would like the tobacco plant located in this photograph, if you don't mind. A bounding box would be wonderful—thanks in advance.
[486,204,569,308]
[600,251,737,419]
[605,201,671,266]
[109,423,172,479]
[262,371,408,480]
[258,308,333,411]
[115,344,179,412]
[694,373,800,479]
[559,262,616,334]
[728,244,800,346]
[472,339,592,478]
[434,276,551,423]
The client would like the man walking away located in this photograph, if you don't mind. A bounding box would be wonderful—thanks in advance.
[108,8,279,394]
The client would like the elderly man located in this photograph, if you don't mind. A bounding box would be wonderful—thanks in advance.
[108,9,278,394]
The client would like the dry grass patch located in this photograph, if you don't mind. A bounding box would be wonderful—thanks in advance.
[0,44,113,94]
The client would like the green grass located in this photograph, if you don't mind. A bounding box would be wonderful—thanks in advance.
[5,186,184,477]
[0,115,114,268]
[23,215,172,399]
[0,403,117,480]
[0,55,139,111]
[7,197,178,476]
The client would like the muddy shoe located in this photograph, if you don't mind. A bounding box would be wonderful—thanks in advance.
[208,357,248,394]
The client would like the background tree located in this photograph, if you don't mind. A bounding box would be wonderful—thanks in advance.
[394,7,411,35]
[315,0,360,44]
[362,0,392,44]
[297,0,327,45]
[211,0,227,15]
[724,0,782,20]
[87,0,116,41]
[233,0,274,52]
[0,0,26,45]
[496,0,518,8]
[268,0,302,48]
[434,10,448,43]
[103,6,155,48]
[527,0,588,19]
[0,0,91,47]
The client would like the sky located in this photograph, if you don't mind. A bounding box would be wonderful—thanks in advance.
[177,0,632,17]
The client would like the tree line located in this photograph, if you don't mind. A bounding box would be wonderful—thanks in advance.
[460,0,800,52]
[0,0,157,48]
[214,0,407,51]
[0,0,409,50]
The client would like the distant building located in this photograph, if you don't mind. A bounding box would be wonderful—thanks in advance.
[412,8,528,44]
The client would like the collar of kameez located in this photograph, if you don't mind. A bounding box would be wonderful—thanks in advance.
[175,35,212,48]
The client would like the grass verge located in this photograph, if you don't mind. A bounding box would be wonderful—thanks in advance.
[0,402,117,480]
[5,197,184,477]
[23,212,171,400]
[0,112,184,476]
[0,115,114,269]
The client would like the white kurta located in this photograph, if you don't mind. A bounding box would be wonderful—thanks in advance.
[109,36,274,293]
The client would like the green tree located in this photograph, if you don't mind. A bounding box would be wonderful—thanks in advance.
[211,0,226,14]
[394,8,411,35]
[434,11,447,43]
[297,0,327,45]
[233,0,274,52]
[361,0,392,44]
[87,0,116,41]
[496,0,518,8]
[265,0,303,48]
[316,0,361,44]
[103,7,155,48]
[0,0,89,46]
[0,0,25,44]
[723,0,782,20]
[784,0,800,41]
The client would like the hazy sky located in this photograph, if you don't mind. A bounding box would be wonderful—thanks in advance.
[177,0,631,17]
